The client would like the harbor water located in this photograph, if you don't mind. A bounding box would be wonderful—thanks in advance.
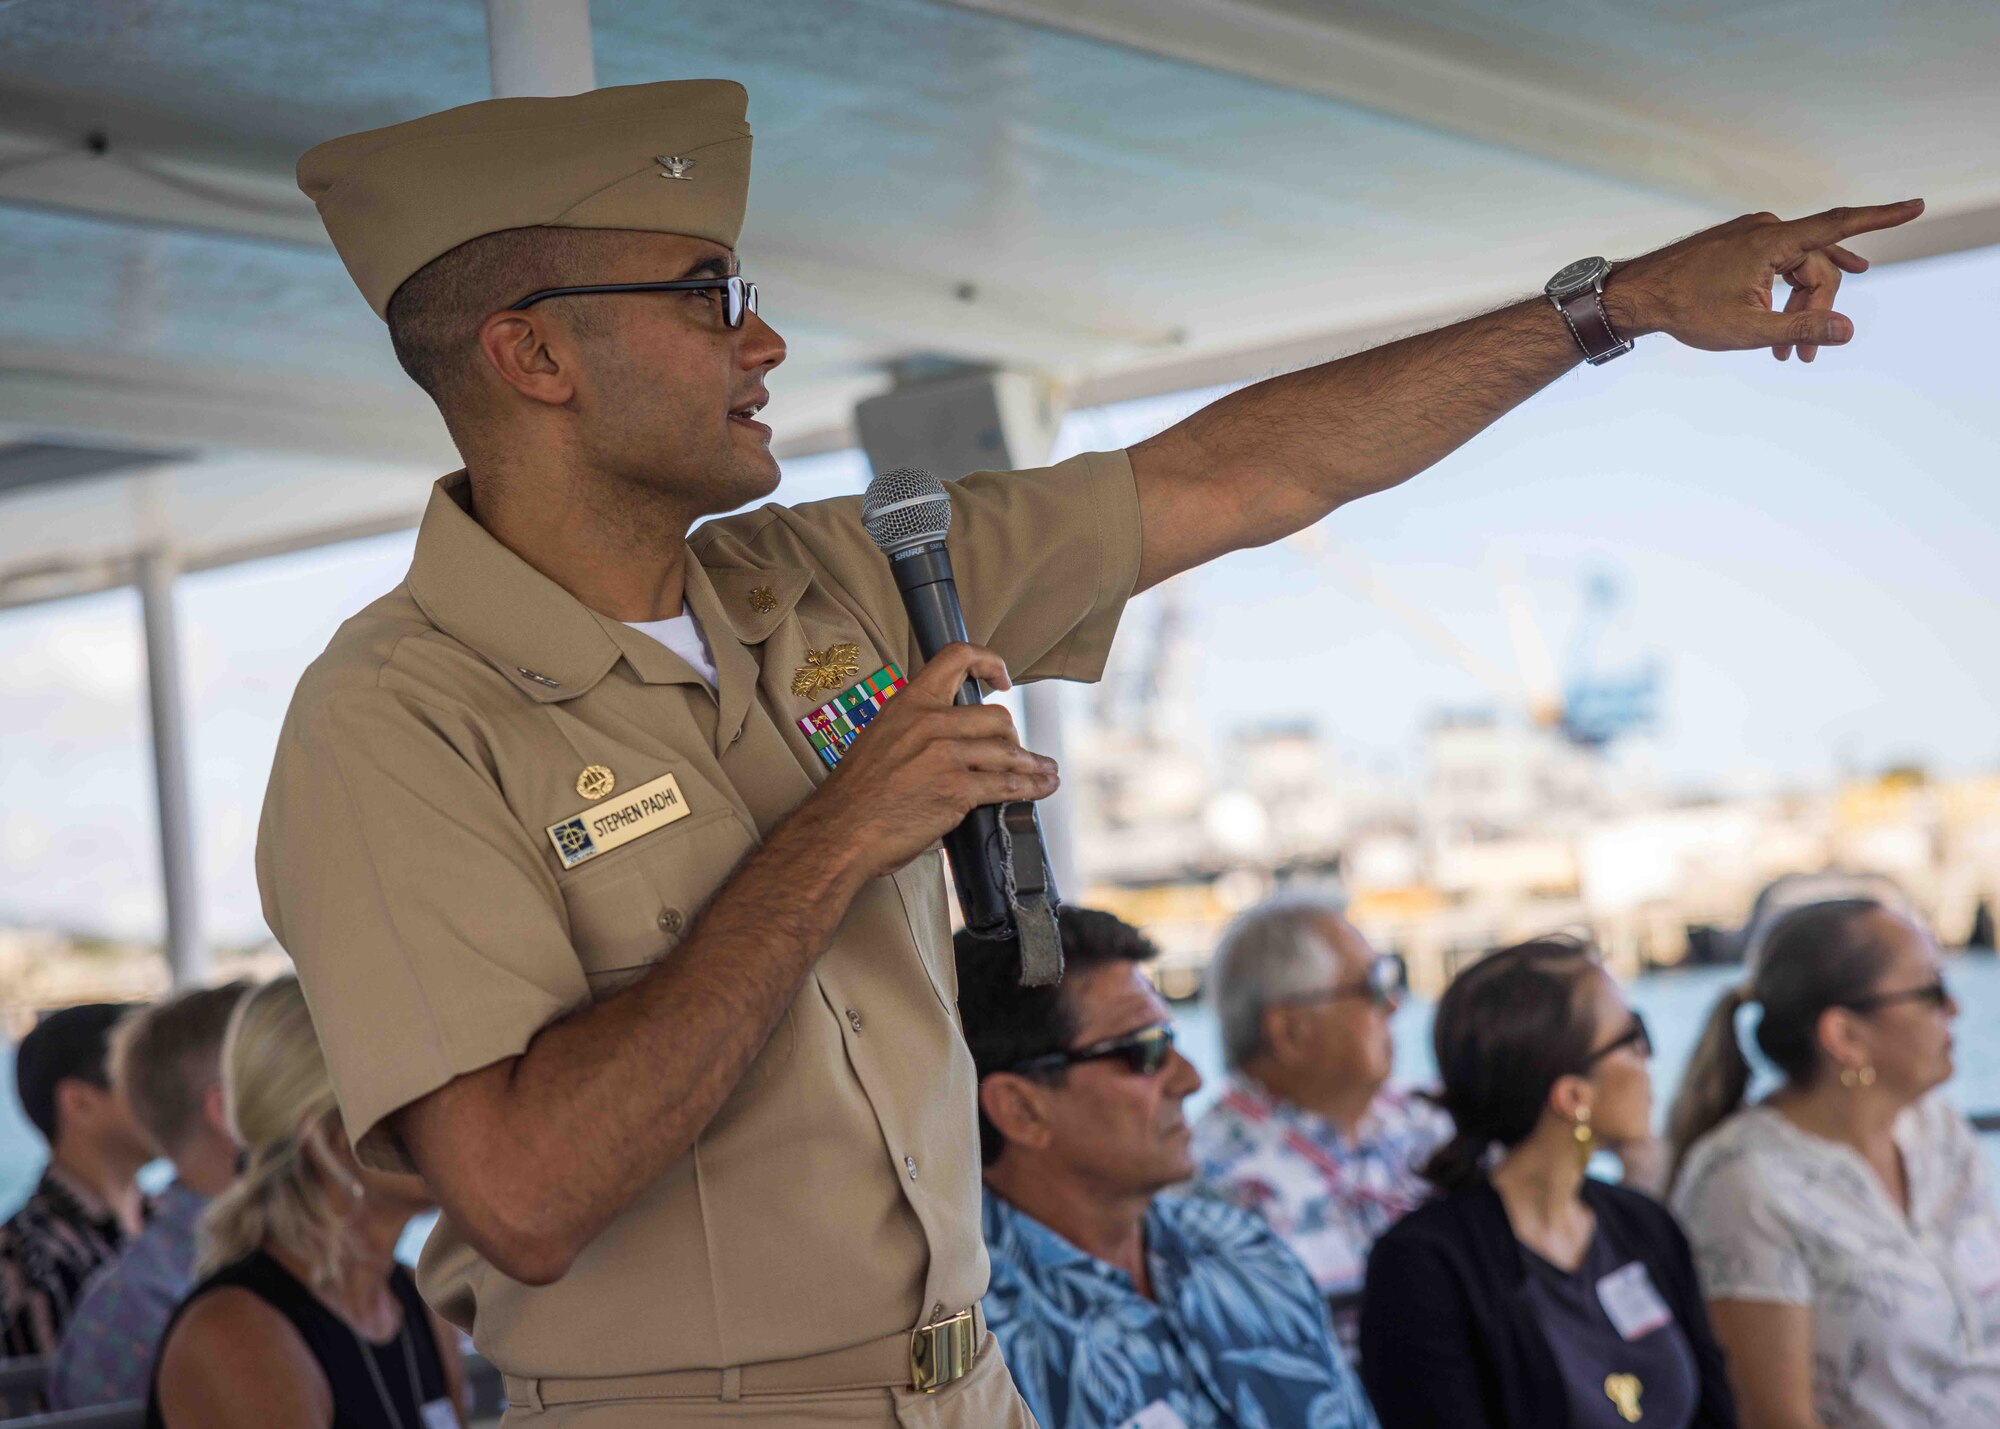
[0,956,1994,1220]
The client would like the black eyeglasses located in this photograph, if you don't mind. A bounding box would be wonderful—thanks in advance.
[1009,1023,1177,1078]
[507,274,760,328]
[1272,954,1409,1011]
[1585,1010,1652,1068]
[1844,979,1952,1015]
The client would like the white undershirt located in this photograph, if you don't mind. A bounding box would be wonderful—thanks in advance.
[625,604,718,686]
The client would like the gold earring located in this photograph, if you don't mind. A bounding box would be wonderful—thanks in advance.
[1573,1104,1595,1172]
[1839,1065,1877,1089]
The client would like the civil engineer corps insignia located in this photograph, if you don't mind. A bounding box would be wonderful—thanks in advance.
[790,641,862,698]
[547,771,691,870]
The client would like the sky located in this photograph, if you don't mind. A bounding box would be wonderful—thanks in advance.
[2,243,1997,945]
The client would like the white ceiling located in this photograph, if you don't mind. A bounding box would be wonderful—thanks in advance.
[0,0,1994,606]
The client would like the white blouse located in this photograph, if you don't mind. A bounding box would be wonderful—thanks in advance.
[1671,1095,2000,1429]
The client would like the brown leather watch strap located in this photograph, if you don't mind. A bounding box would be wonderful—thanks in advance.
[1556,287,1630,366]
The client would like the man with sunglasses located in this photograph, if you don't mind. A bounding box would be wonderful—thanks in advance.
[264,71,1919,1429]
[957,908,1375,1429]
[1192,897,1450,1356]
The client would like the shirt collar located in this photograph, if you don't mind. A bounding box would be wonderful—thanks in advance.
[983,1185,1196,1306]
[39,1164,115,1228]
[407,473,810,705]
[153,1180,208,1231]
[984,1186,1132,1285]
[1226,1072,1400,1150]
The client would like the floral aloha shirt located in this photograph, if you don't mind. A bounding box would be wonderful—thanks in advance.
[982,1186,1377,1429]
[1671,1094,2000,1429]
[1191,1078,1449,1354]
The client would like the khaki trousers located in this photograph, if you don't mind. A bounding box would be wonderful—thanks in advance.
[500,1332,1038,1429]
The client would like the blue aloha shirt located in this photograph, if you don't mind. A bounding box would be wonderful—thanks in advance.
[982,1186,1377,1429]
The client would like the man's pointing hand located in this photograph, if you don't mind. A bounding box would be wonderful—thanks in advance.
[1603,199,1925,363]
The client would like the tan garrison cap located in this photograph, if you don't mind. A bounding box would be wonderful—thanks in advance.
[298,79,752,318]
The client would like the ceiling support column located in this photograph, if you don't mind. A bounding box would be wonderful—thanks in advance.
[484,0,597,99]
[138,550,205,988]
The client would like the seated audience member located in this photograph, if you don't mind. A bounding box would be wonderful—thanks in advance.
[0,1002,154,1357]
[1668,899,2000,1429]
[1191,895,1449,1350]
[148,976,464,1428]
[1360,936,1736,1429]
[50,982,249,1408]
[958,907,1376,1429]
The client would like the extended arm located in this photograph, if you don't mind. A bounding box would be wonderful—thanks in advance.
[1129,200,1923,590]
[395,643,1055,1285]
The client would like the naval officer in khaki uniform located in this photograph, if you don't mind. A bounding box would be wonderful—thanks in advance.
[252,75,1918,1429]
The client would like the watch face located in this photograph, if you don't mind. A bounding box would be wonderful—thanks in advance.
[1546,256,1608,297]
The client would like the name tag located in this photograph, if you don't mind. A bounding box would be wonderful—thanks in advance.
[1958,1220,2000,1296]
[546,772,691,869]
[421,1400,458,1429]
[1597,1261,1673,1341]
[1118,1403,1189,1429]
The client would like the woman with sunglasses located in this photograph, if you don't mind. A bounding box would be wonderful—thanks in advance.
[1667,899,2000,1429]
[1360,935,1738,1429]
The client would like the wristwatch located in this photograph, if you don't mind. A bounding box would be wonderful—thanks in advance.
[1544,256,1634,366]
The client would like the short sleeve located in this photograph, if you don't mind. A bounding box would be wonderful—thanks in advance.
[696,449,1143,685]
[1670,1141,1813,1306]
[257,684,587,1170]
[944,450,1143,683]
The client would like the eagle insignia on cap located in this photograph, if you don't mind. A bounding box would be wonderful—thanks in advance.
[655,154,697,181]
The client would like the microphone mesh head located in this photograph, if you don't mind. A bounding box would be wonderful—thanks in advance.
[862,467,952,554]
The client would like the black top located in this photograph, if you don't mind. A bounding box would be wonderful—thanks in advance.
[145,1248,451,1428]
[1520,1225,1699,1429]
[1358,1178,1736,1429]
[0,1168,150,1357]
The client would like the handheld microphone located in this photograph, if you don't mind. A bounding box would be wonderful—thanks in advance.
[862,467,1064,985]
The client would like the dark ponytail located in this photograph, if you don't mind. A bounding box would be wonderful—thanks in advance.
[1666,897,1902,1185]
[1421,935,1603,1192]
[1419,1126,1493,1193]
[1665,985,1751,1190]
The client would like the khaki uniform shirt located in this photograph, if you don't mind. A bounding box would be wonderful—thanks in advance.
[256,451,1140,1378]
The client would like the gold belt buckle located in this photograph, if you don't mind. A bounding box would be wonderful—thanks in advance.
[910,1307,977,1393]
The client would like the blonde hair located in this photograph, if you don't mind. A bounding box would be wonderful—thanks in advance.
[197,976,356,1287]
[109,982,250,1158]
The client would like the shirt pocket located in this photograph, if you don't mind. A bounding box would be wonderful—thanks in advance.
[561,808,757,994]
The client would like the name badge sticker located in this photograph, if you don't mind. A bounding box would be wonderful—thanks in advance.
[547,771,691,869]
[1597,1260,1674,1342]
[1118,1404,1190,1429]
[421,1401,458,1429]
